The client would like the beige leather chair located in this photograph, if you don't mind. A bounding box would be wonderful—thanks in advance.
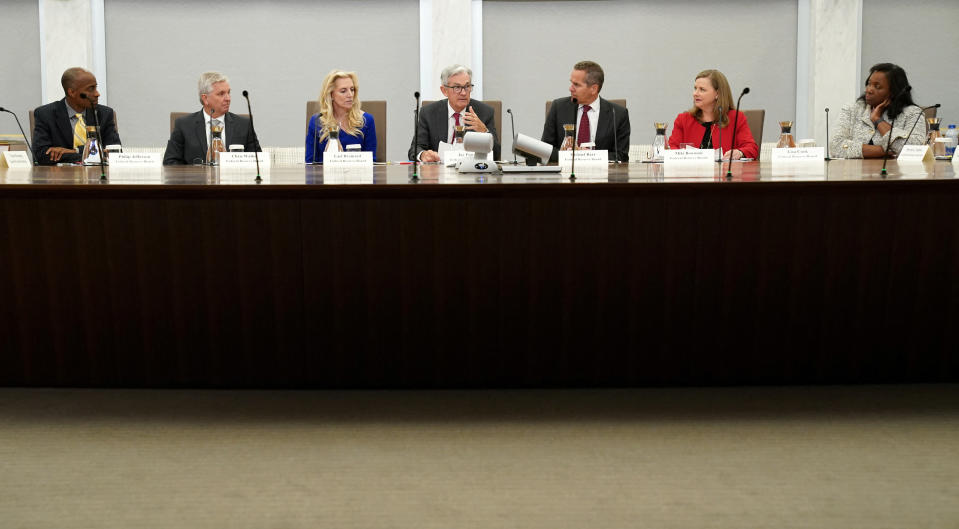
[545,98,626,116]
[305,100,386,162]
[421,100,502,147]
[740,109,765,159]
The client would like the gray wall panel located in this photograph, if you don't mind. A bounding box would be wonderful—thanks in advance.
[862,0,959,129]
[104,0,418,160]
[484,0,798,154]
[1,1,41,137]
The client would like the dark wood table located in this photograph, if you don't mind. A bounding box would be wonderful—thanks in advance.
[2,160,957,388]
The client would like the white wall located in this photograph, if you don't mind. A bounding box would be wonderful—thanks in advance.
[0,0,42,134]
[862,0,959,128]
[484,0,798,155]
[103,0,419,161]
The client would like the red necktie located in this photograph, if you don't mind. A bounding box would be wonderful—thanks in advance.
[577,105,591,146]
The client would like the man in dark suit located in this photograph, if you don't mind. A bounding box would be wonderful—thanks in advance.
[163,71,260,165]
[31,67,121,165]
[542,60,630,163]
[408,64,500,161]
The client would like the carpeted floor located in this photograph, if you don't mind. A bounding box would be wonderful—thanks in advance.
[1,385,957,528]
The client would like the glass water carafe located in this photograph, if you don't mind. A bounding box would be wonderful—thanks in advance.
[559,124,576,151]
[207,122,225,165]
[776,121,796,148]
[652,122,667,161]
[81,125,101,164]
[926,117,942,146]
[452,125,466,148]
[324,124,342,153]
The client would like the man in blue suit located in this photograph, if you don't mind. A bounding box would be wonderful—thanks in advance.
[31,67,121,165]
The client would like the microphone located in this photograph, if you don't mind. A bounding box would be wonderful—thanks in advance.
[570,97,577,180]
[824,108,831,160]
[716,105,723,163]
[79,93,107,180]
[412,91,421,181]
[0,106,36,165]
[881,102,940,176]
[506,108,518,164]
[877,84,916,175]
[725,87,749,179]
[206,100,215,166]
[242,90,262,183]
[610,104,619,164]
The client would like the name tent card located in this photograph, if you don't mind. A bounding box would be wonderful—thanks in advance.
[219,151,271,169]
[897,145,933,163]
[1,151,33,168]
[663,148,713,165]
[771,147,825,163]
[559,149,609,167]
[109,153,162,167]
[442,149,474,167]
[325,151,373,167]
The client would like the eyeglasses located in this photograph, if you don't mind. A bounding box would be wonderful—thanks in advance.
[444,84,474,93]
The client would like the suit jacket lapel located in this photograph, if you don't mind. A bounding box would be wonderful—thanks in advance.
[55,99,75,148]
[596,98,611,145]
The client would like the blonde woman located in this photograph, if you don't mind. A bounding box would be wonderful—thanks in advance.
[667,69,758,160]
[306,70,377,162]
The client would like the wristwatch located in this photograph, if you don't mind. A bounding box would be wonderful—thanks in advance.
[872,118,884,128]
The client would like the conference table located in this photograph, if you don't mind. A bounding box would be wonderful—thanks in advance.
[1,159,957,388]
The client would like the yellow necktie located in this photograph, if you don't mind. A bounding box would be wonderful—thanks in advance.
[74,113,87,149]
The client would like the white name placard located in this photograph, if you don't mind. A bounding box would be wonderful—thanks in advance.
[559,149,609,166]
[325,151,373,167]
[1,151,33,168]
[897,145,932,162]
[219,151,271,168]
[442,149,474,167]
[324,165,374,184]
[109,153,162,167]
[664,148,714,165]
[771,147,825,162]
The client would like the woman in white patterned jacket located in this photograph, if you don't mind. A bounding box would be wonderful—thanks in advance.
[831,63,925,159]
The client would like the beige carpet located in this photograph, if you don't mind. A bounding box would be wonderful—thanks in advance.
[1,385,957,528]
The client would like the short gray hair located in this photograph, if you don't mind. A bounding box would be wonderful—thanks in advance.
[440,64,472,85]
[198,71,230,104]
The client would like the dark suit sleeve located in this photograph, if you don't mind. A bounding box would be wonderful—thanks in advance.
[32,106,79,165]
[541,101,561,163]
[408,105,434,161]
[615,105,630,162]
[98,108,121,147]
[163,119,187,165]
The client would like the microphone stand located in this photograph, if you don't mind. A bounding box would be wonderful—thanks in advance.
[81,94,107,180]
[0,107,36,165]
[412,91,420,181]
[824,108,831,161]
[570,97,577,181]
[878,85,914,176]
[207,104,216,167]
[506,108,517,164]
[726,88,750,179]
[242,90,261,183]
[716,105,723,164]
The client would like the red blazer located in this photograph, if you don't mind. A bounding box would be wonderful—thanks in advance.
[667,110,759,159]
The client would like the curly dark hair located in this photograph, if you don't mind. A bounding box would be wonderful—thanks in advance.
[857,63,916,120]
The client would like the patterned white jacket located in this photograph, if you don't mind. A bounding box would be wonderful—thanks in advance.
[830,100,925,158]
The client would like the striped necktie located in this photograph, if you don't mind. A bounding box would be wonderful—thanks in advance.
[74,113,87,149]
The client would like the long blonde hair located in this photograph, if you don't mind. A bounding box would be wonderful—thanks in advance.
[317,70,365,140]
[686,69,735,128]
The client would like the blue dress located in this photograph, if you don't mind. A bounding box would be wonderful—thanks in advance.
[305,111,377,163]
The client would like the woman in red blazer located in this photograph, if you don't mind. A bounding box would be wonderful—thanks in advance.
[667,69,758,160]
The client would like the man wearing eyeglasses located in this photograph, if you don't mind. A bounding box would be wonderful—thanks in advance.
[408,64,500,162]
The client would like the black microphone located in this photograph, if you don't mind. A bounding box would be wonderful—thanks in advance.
[242,90,262,183]
[506,108,517,164]
[716,105,723,163]
[570,97,577,180]
[824,108,831,161]
[0,106,37,165]
[79,93,107,180]
[610,104,619,164]
[880,85,913,175]
[725,87,749,179]
[206,100,216,166]
[412,91,420,181]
